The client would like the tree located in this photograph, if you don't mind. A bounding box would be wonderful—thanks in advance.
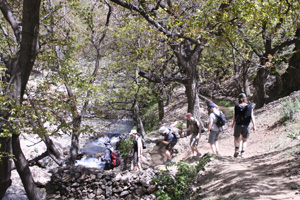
[218,0,299,107]
[0,0,42,199]
[108,0,227,121]
[281,28,300,96]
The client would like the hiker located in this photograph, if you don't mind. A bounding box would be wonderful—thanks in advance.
[206,103,221,155]
[158,126,178,163]
[231,93,256,158]
[182,113,203,158]
[102,141,113,170]
[129,129,143,171]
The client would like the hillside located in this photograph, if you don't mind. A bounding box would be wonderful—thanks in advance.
[4,87,300,200]
[144,87,300,200]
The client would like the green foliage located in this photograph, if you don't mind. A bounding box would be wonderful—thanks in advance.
[0,152,14,162]
[174,121,186,129]
[287,131,300,140]
[117,135,133,158]
[141,102,160,132]
[152,153,213,200]
[281,97,300,122]
[217,99,233,107]
[286,124,300,140]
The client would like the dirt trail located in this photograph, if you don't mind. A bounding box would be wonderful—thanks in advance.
[144,87,300,199]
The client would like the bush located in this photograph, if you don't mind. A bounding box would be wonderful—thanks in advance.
[152,153,213,200]
[281,97,300,122]
[117,135,133,158]
[141,103,159,132]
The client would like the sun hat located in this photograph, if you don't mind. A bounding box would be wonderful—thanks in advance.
[129,129,137,135]
[208,103,216,108]
[158,126,169,134]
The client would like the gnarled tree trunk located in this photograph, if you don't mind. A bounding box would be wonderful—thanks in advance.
[0,0,42,199]
[281,28,300,96]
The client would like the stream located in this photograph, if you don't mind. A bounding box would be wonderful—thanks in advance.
[75,117,134,169]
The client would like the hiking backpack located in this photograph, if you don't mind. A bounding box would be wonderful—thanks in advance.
[140,137,146,149]
[111,150,121,167]
[167,126,180,139]
[214,111,226,127]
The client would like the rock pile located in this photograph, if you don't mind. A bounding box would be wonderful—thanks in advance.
[46,166,158,200]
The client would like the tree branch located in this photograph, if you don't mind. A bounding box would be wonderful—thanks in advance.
[0,0,21,42]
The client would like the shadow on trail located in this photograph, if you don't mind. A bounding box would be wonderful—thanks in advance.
[193,143,300,200]
[149,142,166,166]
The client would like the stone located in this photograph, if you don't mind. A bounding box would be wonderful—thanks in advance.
[120,190,130,197]
[87,193,96,199]
[105,186,113,197]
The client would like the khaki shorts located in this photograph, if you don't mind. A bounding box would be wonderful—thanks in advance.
[190,133,200,147]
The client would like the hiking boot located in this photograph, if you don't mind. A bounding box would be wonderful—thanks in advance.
[234,151,239,158]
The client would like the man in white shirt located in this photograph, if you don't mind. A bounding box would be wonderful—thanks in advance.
[206,103,221,155]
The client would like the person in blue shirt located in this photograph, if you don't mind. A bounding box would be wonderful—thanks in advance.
[158,126,178,163]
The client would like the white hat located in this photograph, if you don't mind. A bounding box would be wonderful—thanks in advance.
[158,126,169,134]
[129,129,137,135]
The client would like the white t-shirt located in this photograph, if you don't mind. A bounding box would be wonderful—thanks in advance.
[209,109,221,132]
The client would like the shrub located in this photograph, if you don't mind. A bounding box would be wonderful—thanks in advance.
[152,153,213,200]
[141,103,159,132]
[117,135,133,158]
[281,97,300,122]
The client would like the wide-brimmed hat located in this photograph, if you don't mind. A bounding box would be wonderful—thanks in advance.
[129,129,137,135]
[158,126,169,134]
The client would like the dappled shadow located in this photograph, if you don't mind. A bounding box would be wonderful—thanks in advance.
[149,142,166,166]
[267,118,286,131]
[193,143,300,200]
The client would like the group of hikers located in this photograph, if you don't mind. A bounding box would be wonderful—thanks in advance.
[101,93,256,171]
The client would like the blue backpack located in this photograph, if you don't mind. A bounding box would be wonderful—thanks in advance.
[214,111,226,127]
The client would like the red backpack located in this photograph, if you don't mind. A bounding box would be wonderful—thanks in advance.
[111,150,121,167]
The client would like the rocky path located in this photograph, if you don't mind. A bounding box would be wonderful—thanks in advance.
[145,89,300,199]
[193,144,300,200]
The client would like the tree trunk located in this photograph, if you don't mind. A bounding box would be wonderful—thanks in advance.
[281,28,300,96]
[69,115,81,165]
[172,40,203,121]
[184,78,201,121]
[253,66,270,108]
[134,102,146,138]
[12,134,42,200]
[158,97,164,121]
[0,137,12,199]
[0,0,41,198]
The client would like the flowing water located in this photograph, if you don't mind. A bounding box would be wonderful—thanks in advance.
[75,117,134,169]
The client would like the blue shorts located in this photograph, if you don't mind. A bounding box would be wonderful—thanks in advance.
[234,125,250,138]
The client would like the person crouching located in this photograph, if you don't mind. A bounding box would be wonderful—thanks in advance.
[158,126,177,164]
